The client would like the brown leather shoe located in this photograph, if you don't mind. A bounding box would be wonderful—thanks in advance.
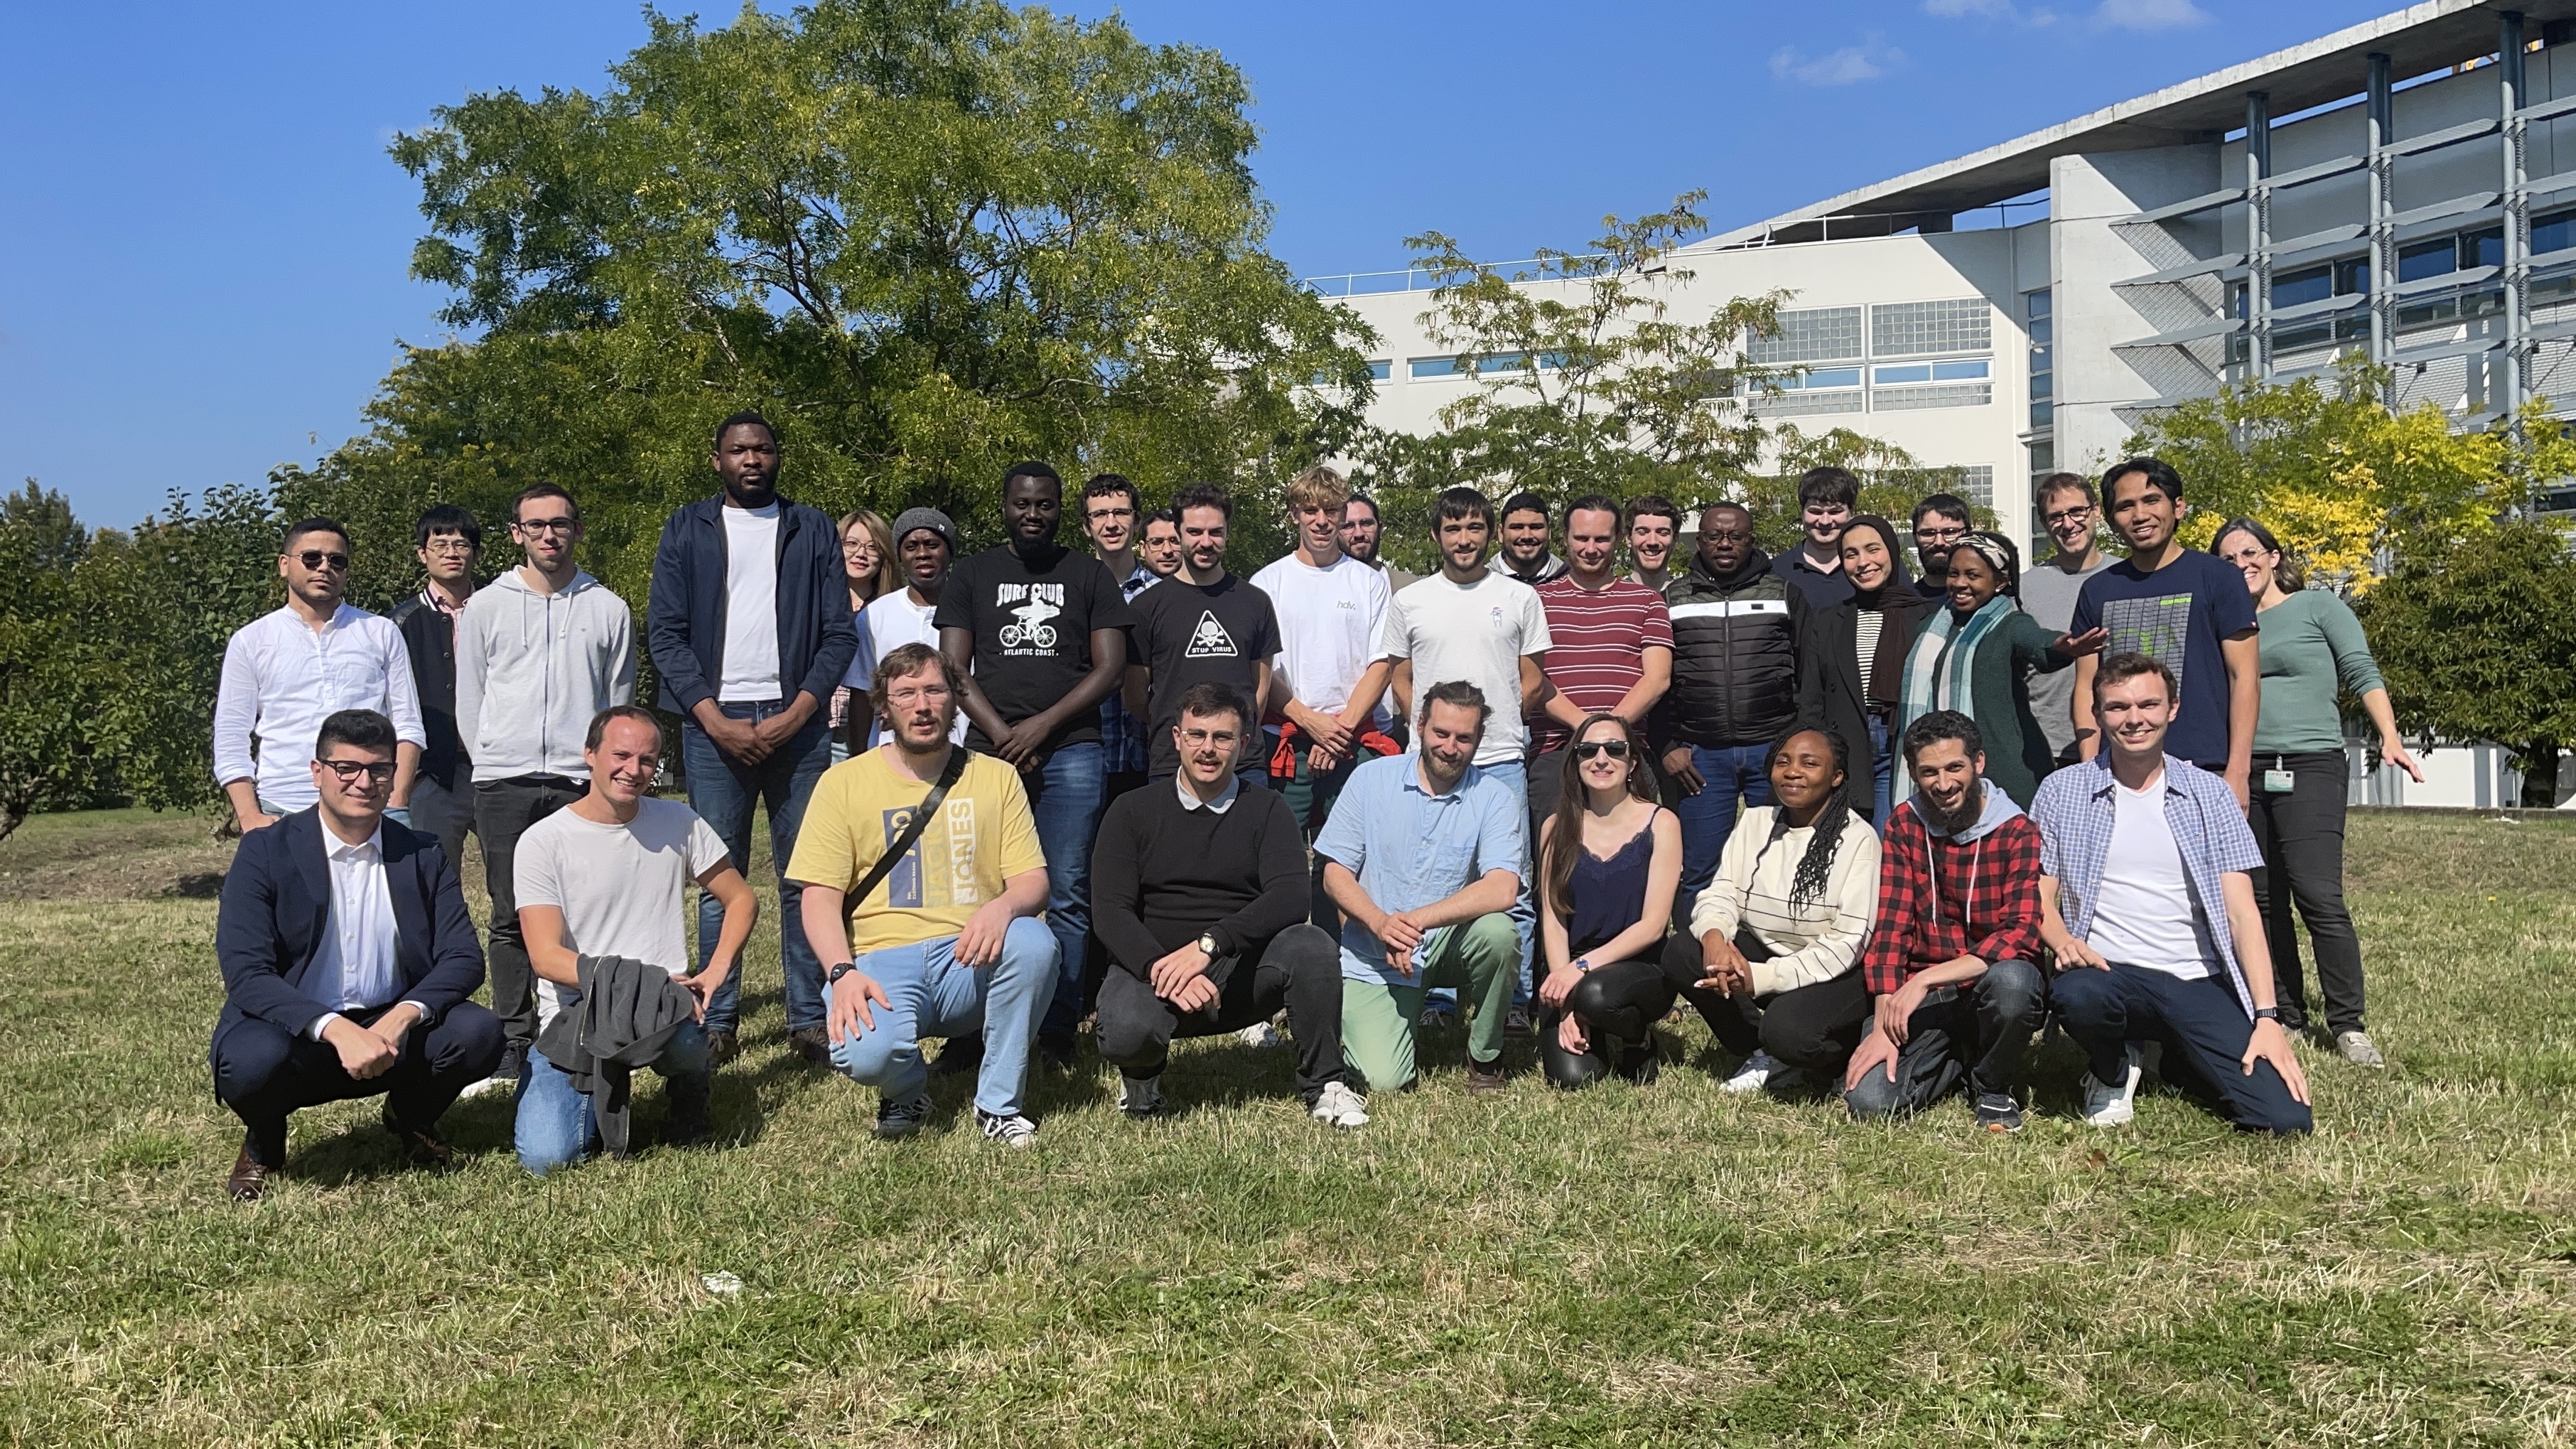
[381,1104,454,1168]
[704,1028,740,1069]
[1465,1057,1509,1094]
[227,1145,273,1202]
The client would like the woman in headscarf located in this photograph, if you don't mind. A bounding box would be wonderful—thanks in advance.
[1796,514,1932,826]
[1895,530,2106,807]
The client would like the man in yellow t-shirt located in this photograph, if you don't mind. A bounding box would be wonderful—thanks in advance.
[787,644,1055,1146]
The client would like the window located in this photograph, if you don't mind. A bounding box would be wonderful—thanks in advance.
[2027,289,2054,429]
[1367,360,1392,380]
[1765,367,1864,392]
[2535,206,2576,255]
[2465,227,2505,270]
[1409,356,1460,379]
[2398,237,2457,283]
[1956,465,1995,511]
[1748,306,1863,365]
[1410,352,1562,379]
[1871,299,1991,357]
[2272,264,2333,308]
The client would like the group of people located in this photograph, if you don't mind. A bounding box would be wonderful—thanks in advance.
[205,411,2415,1198]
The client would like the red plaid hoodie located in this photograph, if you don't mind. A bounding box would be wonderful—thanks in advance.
[1860,785,2044,996]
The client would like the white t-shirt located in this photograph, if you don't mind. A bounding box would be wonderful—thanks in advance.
[854,589,966,747]
[2086,775,2218,979]
[718,503,783,701]
[1251,551,1391,728]
[1374,569,1553,767]
[514,797,732,1026]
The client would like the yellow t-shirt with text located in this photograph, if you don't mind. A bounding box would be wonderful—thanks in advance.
[785,749,1047,956]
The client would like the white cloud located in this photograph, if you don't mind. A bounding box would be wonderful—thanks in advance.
[1770,36,1906,87]
[2093,0,2209,31]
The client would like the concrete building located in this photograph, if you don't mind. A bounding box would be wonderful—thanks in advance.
[1317,0,2576,807]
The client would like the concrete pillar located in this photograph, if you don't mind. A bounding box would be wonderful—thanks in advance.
[2049,145,2223,478]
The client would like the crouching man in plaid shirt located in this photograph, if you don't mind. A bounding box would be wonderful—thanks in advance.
[2031,653,2312,1135]
[1842,710,2047,1132]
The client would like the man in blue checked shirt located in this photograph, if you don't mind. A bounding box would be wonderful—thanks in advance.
[2030,652,2312,1135]
[1315,679,1524,1094]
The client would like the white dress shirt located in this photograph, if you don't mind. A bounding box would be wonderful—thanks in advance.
[213,604,428,813]
[305,825,423,1039]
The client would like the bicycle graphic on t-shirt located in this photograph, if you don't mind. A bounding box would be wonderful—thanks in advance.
[993,583,1064,653]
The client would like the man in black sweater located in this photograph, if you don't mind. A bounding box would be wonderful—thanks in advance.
[1092,682,1371,1128]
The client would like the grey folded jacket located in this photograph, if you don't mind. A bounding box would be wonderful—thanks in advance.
[535,954,698,1160]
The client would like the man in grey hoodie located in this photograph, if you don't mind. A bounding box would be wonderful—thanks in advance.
[457,483,639,1087]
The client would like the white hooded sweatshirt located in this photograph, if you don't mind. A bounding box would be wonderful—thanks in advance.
[456,568,637,782]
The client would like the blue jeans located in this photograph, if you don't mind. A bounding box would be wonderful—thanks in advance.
[828,918,1057,1119]
[686,701,833,1035]
[1868,715,1895,829]
[1025,743,1107,1045]
[513,1020,708,1175]
[2051,963,2313,1136]
[1674,743,1774,920]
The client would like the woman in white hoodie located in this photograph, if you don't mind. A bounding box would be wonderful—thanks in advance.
[1659,725,1880,1094]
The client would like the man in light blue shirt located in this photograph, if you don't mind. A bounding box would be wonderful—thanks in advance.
[1315,679,1524,1094]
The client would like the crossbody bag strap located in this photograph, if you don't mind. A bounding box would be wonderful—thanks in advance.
[847,745,970,907]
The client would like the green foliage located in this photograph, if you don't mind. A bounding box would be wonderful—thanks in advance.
[2359,518,2576,807]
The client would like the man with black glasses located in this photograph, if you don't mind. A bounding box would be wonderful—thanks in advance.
[2022,473,2111,770]
[1909,493,1975,604]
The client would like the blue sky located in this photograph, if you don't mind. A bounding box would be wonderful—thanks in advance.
[3,0,2401,527]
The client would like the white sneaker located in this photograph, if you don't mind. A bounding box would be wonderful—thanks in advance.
[1236,1021,1282,1048]
[976,1109,1039,1148]
[2336,1030,2386,1070]
[1309,1080,1370,1129]
[1117,1074,1165,1117]
[2082,1050,2143,1128]
[1721,1051,1781,1094]
[457,1073,512,1100]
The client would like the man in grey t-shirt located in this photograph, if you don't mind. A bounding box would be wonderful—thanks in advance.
[2022,473,2111,768]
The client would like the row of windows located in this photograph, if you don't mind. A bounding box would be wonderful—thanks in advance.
[2268,208,2576,308]
[2027,290,2054,432]
[1354,352,1573,382]
[1767,359,1993,391]
[1746,298,1993,365]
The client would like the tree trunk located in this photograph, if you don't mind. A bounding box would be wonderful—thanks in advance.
[2521,740,2564,809]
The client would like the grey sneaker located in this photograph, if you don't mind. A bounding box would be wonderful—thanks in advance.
[1309,1079,1370,1129]
[1236,1020,1283,1048]
[2335,1030,2386,1070]
[875,1092,932,1140]
[1721,1050,1781,1094]
[976,1108,1040,1148]
[1117,1074,1165,1118]
[1974,1093,2025,1133]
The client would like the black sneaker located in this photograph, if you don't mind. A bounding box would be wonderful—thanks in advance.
[1617,1042,1661,1087]
[1465,1057,1509,1094]
[788,1025,831,1065]
[1975,1093,2025,1133]
[704,1028,740,1069]
[875,1092,932,1140]
[1038,1036,1080,1074]
[666,1089,714,1146]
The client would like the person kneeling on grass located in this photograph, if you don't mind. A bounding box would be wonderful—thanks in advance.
[2030,653,2312,1135]
[1316,680,1524,1094]
[789,643,1057,1148]
[1092,682,1370,1128]
[210,709,502,1202]
[1659,725,1880,1095]
[1841,710,2047,1132]
[1533,713,1683,1088]
[512,706,757,1173]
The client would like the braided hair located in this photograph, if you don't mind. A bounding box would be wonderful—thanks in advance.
[1749,725,1854,913]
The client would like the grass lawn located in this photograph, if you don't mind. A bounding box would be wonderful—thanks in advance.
[2,804,2572,1445]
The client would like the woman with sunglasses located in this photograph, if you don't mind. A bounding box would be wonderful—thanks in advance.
[1895,531,2106,809]
[1798,514,1931,827]
[1534,715,1683,1088]
[829,510,903,761]
[1659,725,1880,1094]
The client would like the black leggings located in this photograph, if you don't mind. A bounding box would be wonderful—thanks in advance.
[1659,930,1872,1074]
[2248,750,2365,1034]
[1536,960,1676,1089]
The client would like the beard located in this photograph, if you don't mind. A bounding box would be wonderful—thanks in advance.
[1921,780,1985,836]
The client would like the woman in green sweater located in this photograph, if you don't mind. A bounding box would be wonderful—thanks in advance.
[1896,532,2105,808]
[2214,517,2425,1070]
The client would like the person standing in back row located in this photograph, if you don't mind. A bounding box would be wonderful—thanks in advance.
[1771,468,1858,610]
[1340,493,1418,595]
[1624,496,1681,595]
[1909,494,1974,605]
[457,483,637,1091]
[387,505,483,870]
[2022,473,2112,771]
[1082,473,1161,802]
[1126,483,1278,791]
[858,509,965,750]
[646,411,857,1069]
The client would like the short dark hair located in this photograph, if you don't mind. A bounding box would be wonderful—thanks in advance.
[585,703,664,753]
[1173,681,1249,733]
[1500,490,1549,524]
[512,483,578,525]
[870,642,954,723]
[713,410,776,451]
[1796,467,1860,510]
[1171,482,1234,523]
[1564,492,1622,530]
[2035,471,2096,508]
[283,517,349,552]
[1344,493,1383,524]
[414,505,481,551]
[2093,650,2178,704]
[2102,456,2184,505]
[1699,500,1751,529]
[1082,473,1139,511]
[1900,709,1983,767]
[1624,495,1680,530]
[1911,493,1973,528]
[1001,460,1062,494]
[1143,507,1179,532]
[315,709,396,758]
[1434,487,1494,530]
[1417,677,1492,729]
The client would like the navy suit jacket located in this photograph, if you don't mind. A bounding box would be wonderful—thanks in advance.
[213,808,487,1040]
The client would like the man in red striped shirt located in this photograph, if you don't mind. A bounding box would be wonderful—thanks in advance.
[1844,709,2047,1132]
[1530,492,1674,831]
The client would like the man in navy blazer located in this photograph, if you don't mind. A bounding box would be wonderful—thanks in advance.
[211,708,503,1200]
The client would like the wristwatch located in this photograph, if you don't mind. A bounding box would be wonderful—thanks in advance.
[827,962,861,986]
[1197,932,1220,957]
[1573,956,1594,974]
[2253,1006,2280,1021]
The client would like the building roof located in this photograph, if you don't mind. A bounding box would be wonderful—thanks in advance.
[1708,0,2576,248]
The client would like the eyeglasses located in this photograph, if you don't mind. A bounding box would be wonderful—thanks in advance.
[2042,505,2095,527]
[1572,739,1631,761]
[319,759,397,784]
[295,549,350,571]
[1177,728,1241,748]
[421,539,476,556]
[1916,524,1968,544]
[516,517,578,535]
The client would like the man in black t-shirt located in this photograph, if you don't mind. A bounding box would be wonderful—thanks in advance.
[935,461,1135,1070]
[1124,483,1279,789]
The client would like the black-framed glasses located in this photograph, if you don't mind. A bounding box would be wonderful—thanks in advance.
[1573,739,1631,761]
[319,759,397,785]
[1917,525,1968,544]
[516,517,578,535]
[295,549,350,571]
[2043,505,2095,527]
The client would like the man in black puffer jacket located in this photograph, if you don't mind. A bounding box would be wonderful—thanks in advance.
[1656,501,1811,920]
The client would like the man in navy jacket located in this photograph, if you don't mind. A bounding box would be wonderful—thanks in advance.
[210,709,502,1201]
[646,411,858,1067]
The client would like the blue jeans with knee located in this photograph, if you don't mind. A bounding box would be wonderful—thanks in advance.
[1025,743,1106,1045]
[829,918,1057,1119]
[1674,743,1774,920]
[686,701,833,1037]
[513,1020,708,1175]
[2050,962,2313,1136]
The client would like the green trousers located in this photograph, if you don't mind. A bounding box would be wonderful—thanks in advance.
[1340,912,1517,1093]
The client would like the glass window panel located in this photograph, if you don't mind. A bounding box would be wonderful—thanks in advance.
[2032,343,2054,371]
[2271,264,2333,308]
[1776,367,1863,391]
[2030,375,2053,401]
[1747,306,1864,365]
[1932,359,1990,381]
[2465,227,2504,270]
[2030,400,2054,428]
[1874,363,1933,384]
[1367,360,1392,379]
[1475,352,1529,373]
[1409,357,1460,378]
[1872,299,1993,356]
[2536,208,2576,255]
[2398,238,2457,283]
[2029,317,2052,345]
[2026,290,2052,319]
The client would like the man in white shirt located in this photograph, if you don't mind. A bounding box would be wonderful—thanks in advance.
[213,518,427,832]
[856,507,965,748]
[510,706,758,1173]
[210,709,500,1201]
[456,483,639,1087]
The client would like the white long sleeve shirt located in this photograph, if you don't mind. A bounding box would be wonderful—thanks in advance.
[212,604,426,813]
[1688,807,1881,997]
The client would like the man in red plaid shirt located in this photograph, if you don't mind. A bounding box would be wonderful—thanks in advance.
[1843,711,2047,1131]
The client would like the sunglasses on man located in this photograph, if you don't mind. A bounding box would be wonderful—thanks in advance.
[294,549,350,571]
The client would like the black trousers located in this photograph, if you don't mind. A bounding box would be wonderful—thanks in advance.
[1659,930,1871,1074]
[2248,750,2366,1035]
[2051,963,2312,1135]
[210,1001,505,1167]
[473,774,585,1050]
[1842,961,2045,1118]
[1536,959,1675,1089]
[1094,923,1349,1103]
